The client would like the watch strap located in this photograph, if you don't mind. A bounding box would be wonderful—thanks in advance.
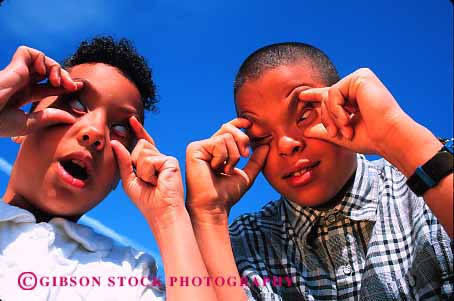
[406,138,454,196]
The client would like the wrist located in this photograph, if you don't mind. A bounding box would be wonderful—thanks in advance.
[186,201,230,227]
[143,203,188,231]
[378,115,443,177]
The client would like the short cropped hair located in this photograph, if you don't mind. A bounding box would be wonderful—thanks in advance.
[64,36,158,112]
[234,42,339,96]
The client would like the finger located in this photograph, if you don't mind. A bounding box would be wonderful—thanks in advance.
[214,118,251,135]
[327,87,349,125]
[32,52,46,77]
[241,144,270,185]
[131,139,161,169]
[320,99,337,137]
[129,116,155,145]
[0,108,75,137]
[60,68,83,92]
[228,117,251,129]
[298,87,329,103]
[215,121,250,157]
[327,87,353,139]
[209,136,228,171]
[111,140,136,185]
[136,156,158,186]
[48,65,61,87]
[223,133,241,174]
[14,83,74,108]
[10,46,45,70]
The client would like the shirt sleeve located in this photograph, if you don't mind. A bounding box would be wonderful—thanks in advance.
[230,212,284,301]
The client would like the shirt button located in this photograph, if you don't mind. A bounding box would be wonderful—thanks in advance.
[343,265,352,275]
[346,234,354,243]
[327,214,336,224]
[408,274,416,286]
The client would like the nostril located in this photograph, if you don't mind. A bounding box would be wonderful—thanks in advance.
[292,146,301,154]
[82,135,89,141]
[94,141,101,147]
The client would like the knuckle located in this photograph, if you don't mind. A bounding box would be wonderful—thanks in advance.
[221,123,231,131]
[186,141,200,152]
[166,156,180,165]
[230,154,240,162]
[357,68,374,78]
[221,132,233,140]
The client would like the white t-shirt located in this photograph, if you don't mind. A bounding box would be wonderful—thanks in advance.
[0,200,165,301]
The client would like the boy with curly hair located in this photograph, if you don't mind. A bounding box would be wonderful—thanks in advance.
[0,36,216,301]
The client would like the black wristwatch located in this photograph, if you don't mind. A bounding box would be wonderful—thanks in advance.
[406,138,454,196]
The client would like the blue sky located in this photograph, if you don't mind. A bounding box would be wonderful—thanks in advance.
[0,0,452,274]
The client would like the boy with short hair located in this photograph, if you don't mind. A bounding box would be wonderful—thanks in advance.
[186,42,453,300]
[0,36,216,301]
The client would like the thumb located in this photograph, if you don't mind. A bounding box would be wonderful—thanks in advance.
[304,123,349,148]
[0,107,75,137]
[111,140,136,187]
[303,123,330,140]
[242,144,270,186]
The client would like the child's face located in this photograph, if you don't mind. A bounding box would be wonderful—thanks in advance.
[11,63,143,218]
[235,63,356,207]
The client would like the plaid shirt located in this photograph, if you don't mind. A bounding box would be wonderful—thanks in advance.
[229,155,453,300]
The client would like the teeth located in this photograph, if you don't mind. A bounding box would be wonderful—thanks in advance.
[292,168,307,177]
[71,159,85,168]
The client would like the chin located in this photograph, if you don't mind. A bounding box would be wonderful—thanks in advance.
[282,185,338,208]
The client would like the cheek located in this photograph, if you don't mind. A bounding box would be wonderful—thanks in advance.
[261,149,282,183]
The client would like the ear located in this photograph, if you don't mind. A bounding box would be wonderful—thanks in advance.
[11,136,25,144]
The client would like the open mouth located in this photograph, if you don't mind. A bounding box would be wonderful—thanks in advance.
[60,159,88,181]
[283,161,320,179]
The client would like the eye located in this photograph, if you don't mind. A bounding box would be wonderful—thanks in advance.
[111,124,130,138]
[68,98,87,114]
[249,135,272,148]
[297,104,315,126]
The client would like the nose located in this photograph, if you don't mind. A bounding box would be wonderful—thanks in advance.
[77,126,106,151]
[278,136,304,157]
[76,112,107,151]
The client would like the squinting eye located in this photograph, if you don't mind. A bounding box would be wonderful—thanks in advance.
[111,124,130,138]
[250,135,272,147]
[297,107,314,125]
[68,98,87,114]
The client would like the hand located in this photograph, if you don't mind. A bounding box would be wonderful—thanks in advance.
[111,116,184,221]
[185,118,269,219]
[0,46,83,137]
[298,68,407,156]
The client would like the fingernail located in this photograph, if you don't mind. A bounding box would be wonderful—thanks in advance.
[75,81,83,90]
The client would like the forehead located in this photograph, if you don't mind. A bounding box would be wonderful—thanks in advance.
[235,63,324,115]
[37,63,143,119]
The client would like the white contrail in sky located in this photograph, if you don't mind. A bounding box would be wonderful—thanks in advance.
[0,157,12,175]
[0,156,163,269]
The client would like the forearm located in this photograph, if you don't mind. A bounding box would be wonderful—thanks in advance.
[188,207,248,301]
[379,114,453,237]
[145,206,217,301]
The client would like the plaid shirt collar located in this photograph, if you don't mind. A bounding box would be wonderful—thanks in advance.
[283,154,379,242]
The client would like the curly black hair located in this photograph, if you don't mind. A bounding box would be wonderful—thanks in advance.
[64,36,158,112]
